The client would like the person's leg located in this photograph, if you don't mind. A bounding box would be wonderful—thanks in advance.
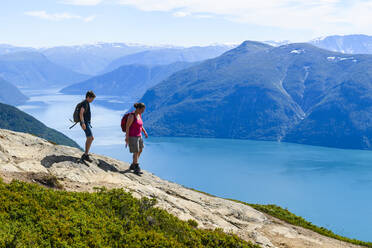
[85,136,94,155]
[137,137,144,160]
[133,152,139,164]
[81,123,94,162]
[83,123,94,155]
[134,137,144,174]
[129,137,142,174]
[138,148,143,159]
[133,151,141,174]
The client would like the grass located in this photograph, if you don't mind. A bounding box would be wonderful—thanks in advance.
[0,178,260,248]
[188,187,372,247]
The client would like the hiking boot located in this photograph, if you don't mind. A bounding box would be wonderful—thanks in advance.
[129,163,136,170]
[133,163,141,175]
[85,154,93,163]
[81,154,93,163]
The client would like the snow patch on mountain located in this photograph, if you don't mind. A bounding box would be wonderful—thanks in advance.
[290,49,304,54]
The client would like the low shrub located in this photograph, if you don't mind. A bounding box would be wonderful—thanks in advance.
[0,180,259,248]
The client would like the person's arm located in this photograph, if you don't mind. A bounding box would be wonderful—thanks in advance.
[142,127,148,138]
[125,115,134,144]
[80,107,86,130]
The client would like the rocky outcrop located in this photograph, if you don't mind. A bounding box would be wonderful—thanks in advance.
[0,129,362,248]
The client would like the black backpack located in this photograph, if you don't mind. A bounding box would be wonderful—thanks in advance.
[69,101,85,129]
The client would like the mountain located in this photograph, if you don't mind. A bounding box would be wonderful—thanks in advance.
[41,43,161,75]
[263,40,291,47]
[0,43,235,76]
[139,40,372,150]
[0,52,89,89]
[0,77,28,105]
[103,45,236,73]
[0,128,366,248]
[60,62,194,99]
[0,44,35,55]
[0,103,79,148]
[310,34,372,54]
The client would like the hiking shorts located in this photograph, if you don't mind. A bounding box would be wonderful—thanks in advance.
[83,122,93,138]
[128,136,144,153]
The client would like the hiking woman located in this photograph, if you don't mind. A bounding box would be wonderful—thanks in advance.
[125,102,148,174]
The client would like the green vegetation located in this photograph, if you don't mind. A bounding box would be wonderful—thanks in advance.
[0,178,259,248]
[187,187,372,247]
[237,202,372,247]
[0,103,80,149]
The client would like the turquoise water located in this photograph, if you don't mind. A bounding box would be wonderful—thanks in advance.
[19,90,372,242]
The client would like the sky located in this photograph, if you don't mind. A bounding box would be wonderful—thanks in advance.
[2,0,372,47]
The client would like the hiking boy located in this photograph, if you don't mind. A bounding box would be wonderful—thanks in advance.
[80,91,96,162]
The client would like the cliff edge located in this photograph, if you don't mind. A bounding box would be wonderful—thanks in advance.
[0,128,363,248]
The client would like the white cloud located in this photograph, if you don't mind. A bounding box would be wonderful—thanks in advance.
[83,15,97,22]
[60,0,102,5]
[58,0,372,36]
[172,11,190,17]
[194,14,213,19]
[25,11,96,22]
[115,0,372,36]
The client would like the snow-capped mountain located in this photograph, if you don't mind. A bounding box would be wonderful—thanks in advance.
[0,42,236,75]
[309,34,372,54]
[263,40,291,47]
[103,44,237,73]
[0,44,35,55]
[39,43,164,75]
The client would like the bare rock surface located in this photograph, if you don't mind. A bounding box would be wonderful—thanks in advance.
[0,129,362,248]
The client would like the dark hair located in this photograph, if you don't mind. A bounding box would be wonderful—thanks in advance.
[134,102,146,109]
[86,91,96,99]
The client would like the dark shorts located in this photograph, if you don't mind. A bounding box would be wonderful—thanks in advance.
[83,122,93,138]
[128,136,144,153]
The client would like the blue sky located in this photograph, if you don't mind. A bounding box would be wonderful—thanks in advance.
[2,0,372,47]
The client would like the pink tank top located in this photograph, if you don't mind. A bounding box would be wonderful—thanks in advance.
[129,114,143,137]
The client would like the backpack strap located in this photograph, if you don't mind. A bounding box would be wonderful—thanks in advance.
[128,111,136,119]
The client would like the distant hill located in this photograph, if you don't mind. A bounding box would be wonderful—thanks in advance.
[0,52,89,89]
[41,43,161,75]
[0,44,35,55]
[61,62,194,99]
[139,40,372,150]
[103,45,236,73]
[0,103,79,148]
[0,77,28,106]
[0,43,235,76]
[310,34,372,54]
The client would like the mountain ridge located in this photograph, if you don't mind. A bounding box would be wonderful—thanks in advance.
[0,43,236,75]
[0,51,89,89]
[0,103,79,148]
[60,62,195,100]
[0,77,28,106]
[139,41,372,150]
[310,34,372,54]
[103,45,236,73]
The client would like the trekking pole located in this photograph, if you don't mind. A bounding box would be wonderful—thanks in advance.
[69,119,78,129]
